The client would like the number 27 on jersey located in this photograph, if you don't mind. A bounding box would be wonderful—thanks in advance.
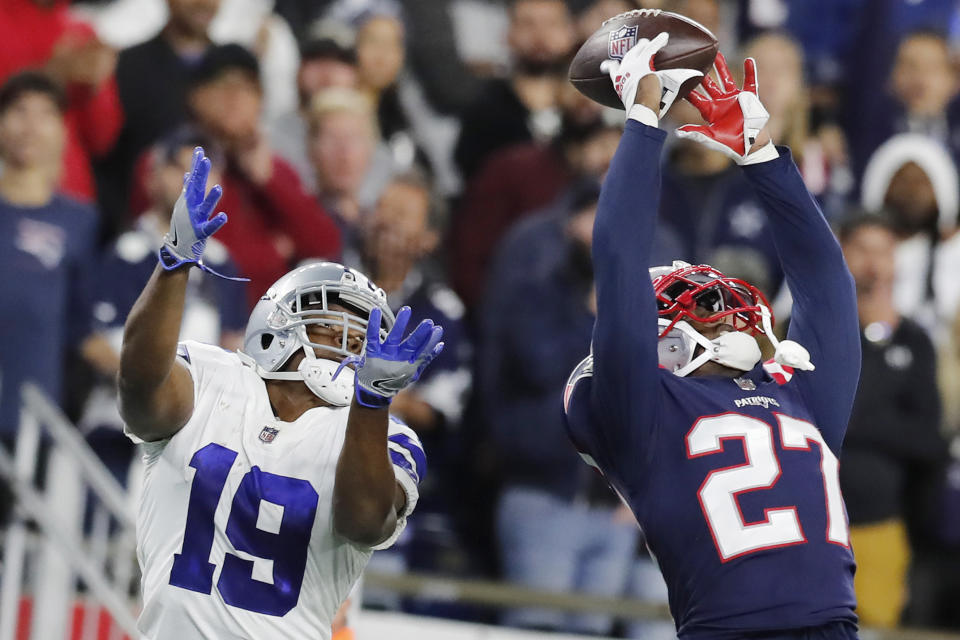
[686,412,849,562]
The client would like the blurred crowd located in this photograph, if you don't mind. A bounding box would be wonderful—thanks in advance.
[3,0,960,635]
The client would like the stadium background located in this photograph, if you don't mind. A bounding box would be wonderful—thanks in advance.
[3,0,960,637]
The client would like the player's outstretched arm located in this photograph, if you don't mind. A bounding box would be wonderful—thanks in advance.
[333,307,442,547]
[117,148,228,442]
[743,153,859,448]
[588,35,698,436]
[679,55,860,447]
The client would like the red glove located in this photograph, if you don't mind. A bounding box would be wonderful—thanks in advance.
[675,53,770,162]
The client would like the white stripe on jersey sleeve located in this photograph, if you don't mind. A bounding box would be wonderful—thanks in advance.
[387,417,427,482]
[388,441,420,484]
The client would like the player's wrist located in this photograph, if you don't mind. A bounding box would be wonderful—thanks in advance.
[353,389,391,410]
[748,128,771,152]
[738,140,779,165]
[633,74,662,113]
[627,103,659,127]
[354,381,393,409]
[158,244,197,271]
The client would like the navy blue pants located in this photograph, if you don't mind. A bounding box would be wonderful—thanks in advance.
[741,621,859,640]
[683,621,859,640]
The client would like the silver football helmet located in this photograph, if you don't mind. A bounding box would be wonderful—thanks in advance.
[238,261,396,406]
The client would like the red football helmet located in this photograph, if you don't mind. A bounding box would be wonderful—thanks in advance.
[651,263,773,339]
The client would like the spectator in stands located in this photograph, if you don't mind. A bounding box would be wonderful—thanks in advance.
[449,91,623,313]
[454,0,575,180]
[271,0,334,39]
[270,26,358,189]
[0,72,98,444]
[354,9,405,140]
[79,127,246,481]
[307,87,380,262]
[739,0,956,91]
[860,133,960,342]
[356,170,470,437]
[479,181,637,635]
[915,317,960,630]
[298,27,359,94]
[329,4,445,192]
[847,30,960,179]
[888,30,960,142]
[83,0,302,168]
[351,2,471,199]
[574,1,634,41]
[672,0,720,34]
[209,0,301,124]
[837,215,947,628]
[186,44,341,308]
[353,169,472,590]
[742,32,852,218]
[401,0,497,116]
[0,0,121,204]
[96,0,220,235]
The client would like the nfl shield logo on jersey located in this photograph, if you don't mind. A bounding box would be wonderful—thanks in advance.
[608,25,638,60]
[259,426,279,443]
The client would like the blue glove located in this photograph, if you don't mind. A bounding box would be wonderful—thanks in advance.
[348,306,445,409]
[158,147,246,281]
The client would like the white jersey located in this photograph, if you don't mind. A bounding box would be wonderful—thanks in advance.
[128,341,424,640]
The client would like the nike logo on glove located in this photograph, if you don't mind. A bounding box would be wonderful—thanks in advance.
[371,379,399,395]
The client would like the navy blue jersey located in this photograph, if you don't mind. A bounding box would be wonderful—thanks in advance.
[564,122,861,638]
[0,194,98,434]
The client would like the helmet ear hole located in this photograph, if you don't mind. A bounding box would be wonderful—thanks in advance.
[261,334,274,350]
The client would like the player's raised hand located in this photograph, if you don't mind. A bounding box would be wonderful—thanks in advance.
[348,306,444,409]
[676,54,770,161]
[159,147,230,273]
[600,32,702,118]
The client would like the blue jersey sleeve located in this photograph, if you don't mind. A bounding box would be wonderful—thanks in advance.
[741,149,860,452]
[587,121,668,457]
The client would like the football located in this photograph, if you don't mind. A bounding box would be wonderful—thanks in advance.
[569,9,720,110]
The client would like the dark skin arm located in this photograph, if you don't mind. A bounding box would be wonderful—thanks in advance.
[116,264,195,442]
[332,399,407,547]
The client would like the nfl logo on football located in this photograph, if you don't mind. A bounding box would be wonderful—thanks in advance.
[259,426,279,444]
[608,25,638,60]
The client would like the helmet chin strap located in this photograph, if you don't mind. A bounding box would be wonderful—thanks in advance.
[237,333,355,407]
[759,306,816,371]
[668,305,816,377]
[671,321,762,377]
